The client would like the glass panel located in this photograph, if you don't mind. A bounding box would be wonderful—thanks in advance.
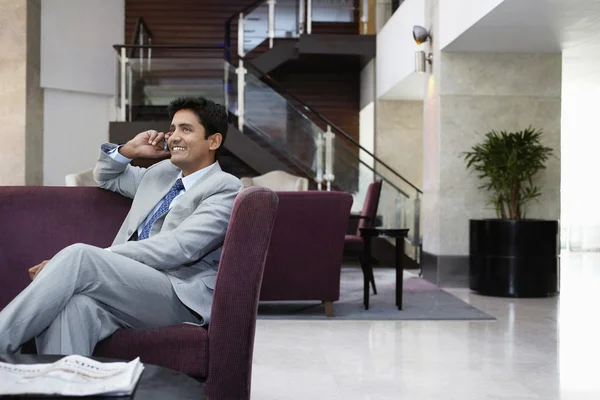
[122,50,226,121]
[224,61,238,116]
[331,128,421,246]
[243,70,323,180]
[243,3,268,54]
[243,0,299,56]
[311,0,357,23]
[275,0,300,39]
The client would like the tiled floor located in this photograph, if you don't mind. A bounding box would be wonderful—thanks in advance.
[250,252,600,399]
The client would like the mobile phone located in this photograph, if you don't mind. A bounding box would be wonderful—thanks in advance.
[163,139,169,152]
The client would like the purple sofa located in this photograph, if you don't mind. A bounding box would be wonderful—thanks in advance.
[0,186,279,400]
[259,191,353,316]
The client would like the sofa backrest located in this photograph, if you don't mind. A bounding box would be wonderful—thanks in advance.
[259,191,353,301]
[0,187,132,309]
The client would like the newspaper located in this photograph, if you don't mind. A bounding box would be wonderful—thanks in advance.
[0,355,144,397]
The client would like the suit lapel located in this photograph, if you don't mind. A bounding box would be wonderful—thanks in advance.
[184,162,223,197]
[129,162,222,235]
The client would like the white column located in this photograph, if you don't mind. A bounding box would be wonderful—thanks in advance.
[267,0,276,48]
[0,0,43,185]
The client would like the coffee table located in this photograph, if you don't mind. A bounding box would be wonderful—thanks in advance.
[359,228,409,310]
[0,354,206,399]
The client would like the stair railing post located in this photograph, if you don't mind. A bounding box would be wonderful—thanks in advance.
[127,60,133,122]
[413,193,421,260]
[298,0,305,35]
[267,0,276,49]
[119,47,127,122]
[307,0,312,34]
[224,61,229,113]
[361,0,369,34]
[139,29,144,77]
[148,38,152,72]
[237,14,247,130]
[395,194,404,229]
[324,125,335,191]
[236,60,247,130]
[315,131,325,191]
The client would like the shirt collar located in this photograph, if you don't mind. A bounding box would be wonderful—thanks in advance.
[178,162,217,191]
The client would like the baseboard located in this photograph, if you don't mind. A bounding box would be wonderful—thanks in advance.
[422,252,469,288]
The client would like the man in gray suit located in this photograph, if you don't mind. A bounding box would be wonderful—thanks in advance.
[0,97,243,356]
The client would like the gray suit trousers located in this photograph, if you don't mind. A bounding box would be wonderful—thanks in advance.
[0,243,202,355]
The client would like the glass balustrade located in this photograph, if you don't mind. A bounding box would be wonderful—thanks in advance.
[311,0,357,23]
[114,46,226,121]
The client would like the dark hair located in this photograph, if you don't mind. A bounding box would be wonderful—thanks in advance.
[168,96,228,160]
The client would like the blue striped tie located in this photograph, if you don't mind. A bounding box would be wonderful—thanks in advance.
[138,178,184,240]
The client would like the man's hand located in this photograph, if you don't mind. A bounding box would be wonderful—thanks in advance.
[119,130,172,159]
[29,260,49,281]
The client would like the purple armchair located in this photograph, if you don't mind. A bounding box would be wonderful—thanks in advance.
[0,186,279,400]
[344,180,382,308]
[259,191,353,317]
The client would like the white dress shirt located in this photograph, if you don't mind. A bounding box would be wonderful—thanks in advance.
[108,146,216,236]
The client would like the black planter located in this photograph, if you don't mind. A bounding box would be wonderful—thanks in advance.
[469,219,559,297]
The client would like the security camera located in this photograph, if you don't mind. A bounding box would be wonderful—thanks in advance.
[413,25,430,45]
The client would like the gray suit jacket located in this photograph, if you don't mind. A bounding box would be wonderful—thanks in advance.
[93,143,243,324]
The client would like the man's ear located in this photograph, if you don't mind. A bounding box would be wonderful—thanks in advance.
[208,133,223,151]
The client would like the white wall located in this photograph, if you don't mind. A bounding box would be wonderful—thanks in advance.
[439,0,504,50]
[41,0,124,185]
[41,0,123,95]
[43,91,113,185]
[376,0,425,100]
[357,102,375,212]
[360,59,375,109]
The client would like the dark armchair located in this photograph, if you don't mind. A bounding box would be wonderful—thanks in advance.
[343,180,382,309]
[259,191,353,317]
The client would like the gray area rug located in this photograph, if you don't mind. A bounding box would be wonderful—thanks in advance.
[257,267,495,321]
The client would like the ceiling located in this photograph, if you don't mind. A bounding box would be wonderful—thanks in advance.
[444,0,600,53]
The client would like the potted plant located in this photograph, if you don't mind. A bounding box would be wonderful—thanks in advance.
[463,127,559,297]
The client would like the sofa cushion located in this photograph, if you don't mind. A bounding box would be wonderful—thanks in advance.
[93,324,208,378]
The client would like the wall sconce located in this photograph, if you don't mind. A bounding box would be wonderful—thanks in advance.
[415,51,433,74]
[413,25,431,45]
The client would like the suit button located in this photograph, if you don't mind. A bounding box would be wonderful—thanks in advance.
[127,230,133,236]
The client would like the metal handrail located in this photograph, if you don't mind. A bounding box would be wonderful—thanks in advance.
[128,17,153,58]
[242,59,423,194]
[114,44,224,51]
[241,68,410,198]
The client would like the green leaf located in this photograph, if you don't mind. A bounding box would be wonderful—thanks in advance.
[461,127,553,220]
